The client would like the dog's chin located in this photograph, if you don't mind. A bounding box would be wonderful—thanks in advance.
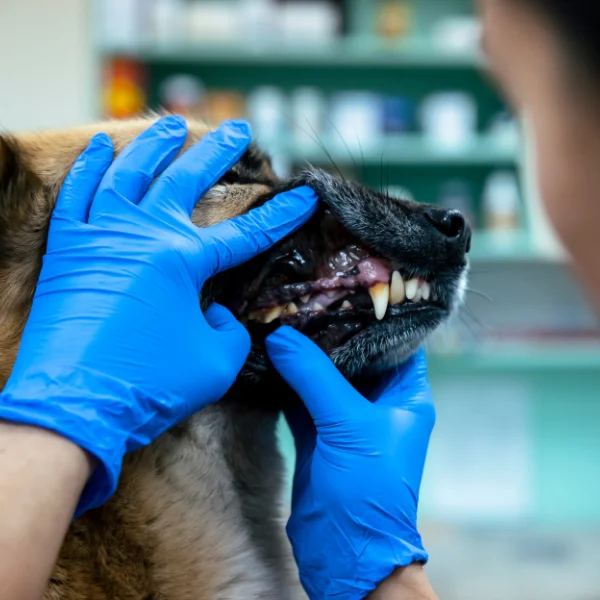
[329,307,446,377]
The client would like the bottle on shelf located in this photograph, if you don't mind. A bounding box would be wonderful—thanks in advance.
[420,92,478,152]
[158,74,207,120]
[482,170,522,233]
[376,1,413,40]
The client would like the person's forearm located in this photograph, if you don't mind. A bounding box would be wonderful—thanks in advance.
[0,421,93,600]
[368,564,438,600]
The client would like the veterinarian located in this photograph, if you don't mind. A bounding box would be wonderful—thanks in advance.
[1,1,598,600]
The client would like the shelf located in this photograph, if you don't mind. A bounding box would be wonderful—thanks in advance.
[273,136,519,167]
[428,347,600,372]
[98,37,485,69]
[469,231,565,263]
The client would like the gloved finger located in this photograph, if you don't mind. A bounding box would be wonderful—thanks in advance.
[88,115,187,222]
[53,133,114,223]
[204,302,251,360]
[140,119,251,217]
[198,187,319,280]
[266,326,367,425]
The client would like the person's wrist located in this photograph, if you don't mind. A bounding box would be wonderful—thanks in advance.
[367,564,438,600]
[0,387,128,515]
[0,420,95,486]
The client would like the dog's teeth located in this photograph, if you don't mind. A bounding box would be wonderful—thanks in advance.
[249,306,284,324]
[341,300,353,310]
[313,302,325,312]
[285,302,299,315]
[413,287,423,303]
[300,295,310,304]
[369,283,389,320]
[325,291,337,298]
[390,271,405,305]
[421,281,431,301]
[263,306,284,323]
[405,278,419,301]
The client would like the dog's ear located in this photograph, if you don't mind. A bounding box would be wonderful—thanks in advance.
[0,135,47,269]
[0,135,42,222]
[1,136,27,217]
[0,135,20,193]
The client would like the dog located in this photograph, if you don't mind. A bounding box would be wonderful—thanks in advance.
[0,117,470,600]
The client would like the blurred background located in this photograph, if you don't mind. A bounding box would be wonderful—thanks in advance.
[2,1,600,598]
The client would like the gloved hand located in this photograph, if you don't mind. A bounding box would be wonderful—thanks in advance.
[266,327,434,600]
[0,116,318,516]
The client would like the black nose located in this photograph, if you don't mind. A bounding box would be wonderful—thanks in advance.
[424,208,471,253]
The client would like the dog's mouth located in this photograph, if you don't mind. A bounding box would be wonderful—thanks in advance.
[213,168,470,378]
[225,208,455,357]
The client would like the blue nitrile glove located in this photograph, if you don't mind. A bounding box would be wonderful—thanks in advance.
[0,116,318,516]
[266,326,434,600]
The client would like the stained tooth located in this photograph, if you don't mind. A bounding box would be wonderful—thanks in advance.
[300,295,310,304]
[263,306,284,323]
[326,291,337,299]
[405,278,419,301]
[421,282,431,301]
[285,302,299,315]
[248,306,284,324]
[369,283,390,321]
[390,271,405,305]
[341,300,353,310]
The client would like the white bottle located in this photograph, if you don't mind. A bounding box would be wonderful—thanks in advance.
[482,170,521,232]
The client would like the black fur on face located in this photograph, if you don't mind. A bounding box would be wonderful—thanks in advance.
[207,165,471,382]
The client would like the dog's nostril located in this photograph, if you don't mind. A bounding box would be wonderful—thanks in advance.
[424,208,468,242]
[424,208,465,239]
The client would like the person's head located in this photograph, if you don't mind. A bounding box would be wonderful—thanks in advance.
[477,1,600,308]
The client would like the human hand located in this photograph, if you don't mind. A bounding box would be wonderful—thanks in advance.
[0,116,318,515]
[266,326,434,600]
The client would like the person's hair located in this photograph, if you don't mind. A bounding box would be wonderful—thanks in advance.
[521,1,600,81]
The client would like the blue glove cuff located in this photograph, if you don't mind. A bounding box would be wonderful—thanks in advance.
[0,397,125,517]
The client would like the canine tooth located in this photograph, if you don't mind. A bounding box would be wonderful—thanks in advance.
[341,300,352,310]
[300,295,310,304]
[369,283,389,321]
[390,271,405,305]
[421,282,431,301]
[285,302,299,315]
[405,278,419,301]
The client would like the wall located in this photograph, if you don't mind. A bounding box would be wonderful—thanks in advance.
[0,0,96,132]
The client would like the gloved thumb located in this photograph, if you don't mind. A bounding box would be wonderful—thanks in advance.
[370,348,434,414]
[204,302,251,364]
[266,326,366,425]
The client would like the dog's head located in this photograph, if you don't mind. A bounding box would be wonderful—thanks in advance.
[0,118,469,389]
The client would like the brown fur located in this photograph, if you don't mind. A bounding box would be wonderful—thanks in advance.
[0,119,303,600]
